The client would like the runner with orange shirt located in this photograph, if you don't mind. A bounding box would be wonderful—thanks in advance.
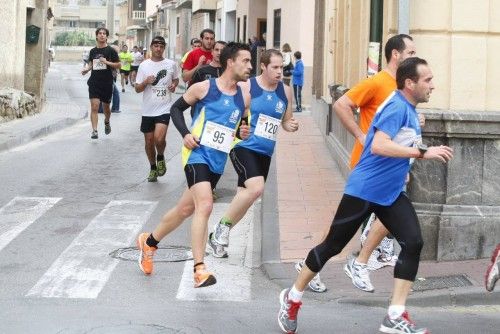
[294,34,418,294]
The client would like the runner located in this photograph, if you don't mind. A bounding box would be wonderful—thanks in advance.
[337,34,419,293]
[81,27,121,139]
[136,42,252,288]
[182,29,215,85]
[118,45,133,92]
[278,57,453,334]
[208,49,299,259]
[130,46,144,87]
[134,36,179,182]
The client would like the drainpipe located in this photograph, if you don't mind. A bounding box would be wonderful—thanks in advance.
[367,0,383,76]
[398,0,410,34]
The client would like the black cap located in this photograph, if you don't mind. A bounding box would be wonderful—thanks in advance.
[151,36,166,46]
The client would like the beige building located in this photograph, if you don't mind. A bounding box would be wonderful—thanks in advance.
[311,0,500,261]
[266,0,315,107]
[0,0,51,117]
[51,0,108,44]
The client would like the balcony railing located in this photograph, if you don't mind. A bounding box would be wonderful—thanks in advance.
[132,11,146,20]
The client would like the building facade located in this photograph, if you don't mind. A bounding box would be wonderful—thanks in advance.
[311,0,500,261]
[0,0,52,119]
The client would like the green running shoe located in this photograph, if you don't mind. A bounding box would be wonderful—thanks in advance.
[147,169,158,182]
[157,160,167,176]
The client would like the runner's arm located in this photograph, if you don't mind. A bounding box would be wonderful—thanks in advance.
[281,84,299,132]
[371,130,453,162]
[170,81,209,148]
[333,94,365,144]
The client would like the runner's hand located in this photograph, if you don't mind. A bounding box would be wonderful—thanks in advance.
[98,57,107,64]
[198,56,206,66]
[284,117,299,132]
[167,83,177,92]
[418,113,426,127]
[144,75,155,85]
[423,145,453,163]
[183,133,200,149]
[239,121,250,139]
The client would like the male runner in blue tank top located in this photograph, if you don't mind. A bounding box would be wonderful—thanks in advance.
[136,42,252,288]
[207,49,299,258]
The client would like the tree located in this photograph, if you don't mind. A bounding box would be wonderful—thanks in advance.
[54,31,95,46]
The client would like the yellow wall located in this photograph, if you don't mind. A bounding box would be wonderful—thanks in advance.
[321,0,500,112]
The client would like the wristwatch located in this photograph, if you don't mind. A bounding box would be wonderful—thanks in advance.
[417,143,428,158]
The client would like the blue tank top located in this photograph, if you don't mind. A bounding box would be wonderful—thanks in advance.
[235,77,288,156]
[182,78,245,174]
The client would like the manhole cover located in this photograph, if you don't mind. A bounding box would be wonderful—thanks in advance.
[110,246,201,262]
[412,274,473,291]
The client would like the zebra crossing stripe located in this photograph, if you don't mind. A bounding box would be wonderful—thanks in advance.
[175,203,253,302]
[26,200,157,299]
[0,197,61,252]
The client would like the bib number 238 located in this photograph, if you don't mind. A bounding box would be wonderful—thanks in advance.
[200,121,234,153]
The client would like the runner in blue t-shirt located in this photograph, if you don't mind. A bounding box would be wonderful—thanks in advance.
[135,43,252,289]
[278,58,453,334]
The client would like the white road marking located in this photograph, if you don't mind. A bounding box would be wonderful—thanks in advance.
[176,203,254,302]
[26,200,157,299]
[0,197,61,252]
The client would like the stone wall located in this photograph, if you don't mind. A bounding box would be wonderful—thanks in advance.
[311,90,500,261]
[0,89,37,123]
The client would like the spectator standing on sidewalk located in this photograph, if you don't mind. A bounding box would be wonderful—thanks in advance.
[281,43,293,86]
[278,57,453,334]
[134,36,179,182]
[291,51,304,112]
[118,45,133,92]
[182,29,215,86]
[81,27,120,140]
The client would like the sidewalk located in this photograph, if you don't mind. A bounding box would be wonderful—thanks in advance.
[261,111,500,307]
[0,64,88,153]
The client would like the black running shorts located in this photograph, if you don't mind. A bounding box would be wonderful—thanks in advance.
[140,114,171,133]
[229,146,271,187]
[184,163,221,189]
[88,81,113,104]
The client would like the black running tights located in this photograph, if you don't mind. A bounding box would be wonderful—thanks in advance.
[304,193,423,281]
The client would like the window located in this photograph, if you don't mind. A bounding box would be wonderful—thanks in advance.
[237,17,240,42]
[69,20,77,28]
[243,15,247,44]
[176,16,180,35]
[273,9,281,48]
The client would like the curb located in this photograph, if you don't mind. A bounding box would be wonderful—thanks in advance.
[337,287,500,308]
[0,103,88,153]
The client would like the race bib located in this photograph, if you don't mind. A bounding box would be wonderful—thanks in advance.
[92,59,106,70]
[200,121,234,153]
[152,87,170,100]
[254,114,281,141]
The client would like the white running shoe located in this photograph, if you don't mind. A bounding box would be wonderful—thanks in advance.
[344,258,374,292]
[294,260,327,293]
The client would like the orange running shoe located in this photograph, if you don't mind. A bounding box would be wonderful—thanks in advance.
[194,263,217,288]
[137,233,156,275]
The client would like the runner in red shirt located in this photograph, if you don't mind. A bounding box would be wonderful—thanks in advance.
[182,29,215,85]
